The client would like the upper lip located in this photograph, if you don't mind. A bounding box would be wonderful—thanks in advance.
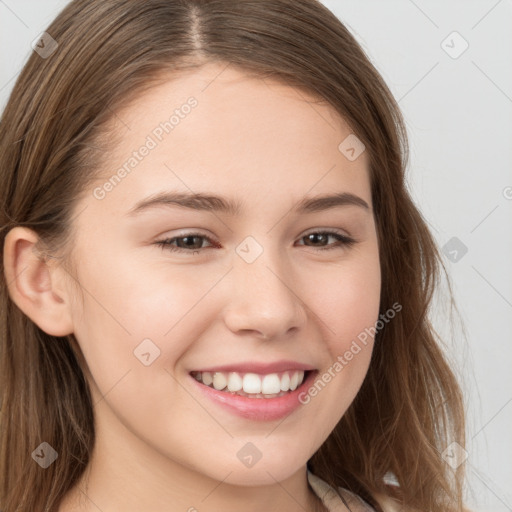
[191,360,316,374]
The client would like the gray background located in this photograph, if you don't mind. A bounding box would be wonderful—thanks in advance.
[1,1,511,510]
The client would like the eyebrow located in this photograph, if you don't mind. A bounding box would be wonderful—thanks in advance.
[126,191,370,217]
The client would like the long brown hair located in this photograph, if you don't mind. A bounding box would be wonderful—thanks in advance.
[0,1,466,510]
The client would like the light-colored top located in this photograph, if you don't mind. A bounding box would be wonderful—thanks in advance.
[308,471,402,512]
[308,471,376,511]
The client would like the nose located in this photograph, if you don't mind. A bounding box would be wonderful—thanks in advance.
[222,245,307,341]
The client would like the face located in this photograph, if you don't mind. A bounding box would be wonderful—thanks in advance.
[65,61,381,487]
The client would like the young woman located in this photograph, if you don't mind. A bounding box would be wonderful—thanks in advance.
[0,1,467,511]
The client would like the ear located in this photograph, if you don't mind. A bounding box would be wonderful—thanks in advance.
[3,227,74,336]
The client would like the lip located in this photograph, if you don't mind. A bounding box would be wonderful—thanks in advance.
[190,369,318,422]
[191,360,316,374]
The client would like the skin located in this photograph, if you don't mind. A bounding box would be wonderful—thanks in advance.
[4,61,381,511]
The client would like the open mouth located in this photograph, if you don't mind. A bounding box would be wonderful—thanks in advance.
[190,370,310,399]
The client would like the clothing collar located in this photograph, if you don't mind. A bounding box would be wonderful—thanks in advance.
[307,471,377,512]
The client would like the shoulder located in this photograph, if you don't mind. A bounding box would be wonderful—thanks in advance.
[308,470,408,512]
[369,490,405,512]
[370,491,476,512]
[309,471,382,511]
[308,470,471,512]
[338,487,406,512]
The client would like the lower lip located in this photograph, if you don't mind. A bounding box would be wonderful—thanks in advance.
[190,371,317,421]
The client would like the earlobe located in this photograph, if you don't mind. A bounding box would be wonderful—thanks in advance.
[3,227,74,337]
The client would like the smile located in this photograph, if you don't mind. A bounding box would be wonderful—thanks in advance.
[191,370,307,398]
[189,364,318,421]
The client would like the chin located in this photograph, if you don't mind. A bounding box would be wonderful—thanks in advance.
[215,454,307,487]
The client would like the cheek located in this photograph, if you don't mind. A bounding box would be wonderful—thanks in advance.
[312,249,381,356]
[297,249,381,428]
[72,248,217,344]
[69,250,235,416]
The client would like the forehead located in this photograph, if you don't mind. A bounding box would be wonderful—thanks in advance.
[86,62,371,218]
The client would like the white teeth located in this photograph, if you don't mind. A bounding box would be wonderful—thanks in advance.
[290,372,299,391]
[227,372,243,392]
[290,371,304,391]
[261,374,281,394]
[194,369,308,397]
[212,372,227,390]
[280,372,290,391]
[243,373,261,394]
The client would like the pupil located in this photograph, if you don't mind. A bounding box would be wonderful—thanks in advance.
[183,236,200,249]
[308,233,326,245]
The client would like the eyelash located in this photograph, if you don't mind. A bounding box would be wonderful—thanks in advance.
[155,230,357,255]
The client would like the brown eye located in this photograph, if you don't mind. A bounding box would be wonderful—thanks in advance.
[298,231,356,251]
[156,233,217,255]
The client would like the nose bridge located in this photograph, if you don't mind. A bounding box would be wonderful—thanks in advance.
[223,235,307,339]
